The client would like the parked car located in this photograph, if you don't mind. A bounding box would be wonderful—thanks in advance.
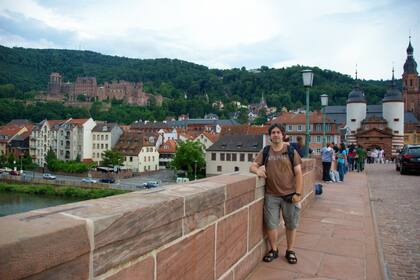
[99,178,115,184]
[9,170,20,176]
[42,173,56,180]
[81,178,98,183]
[396,144,420,174]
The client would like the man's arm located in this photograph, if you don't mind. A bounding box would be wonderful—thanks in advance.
[292,164,303,203]
[249,162,267,178]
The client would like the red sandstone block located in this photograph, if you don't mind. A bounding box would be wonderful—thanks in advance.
[23,254,90,280]
[183,204,224,234]
[157,225,215,280]
[208,175,256,200]
[185,186,226,216]
[216,208,248,278]
[248,200,263,250]
[225,191,255,214]
[0,212,90,280]
[93,220,182,277]
[105,256,154,280]
[233,244,262,280]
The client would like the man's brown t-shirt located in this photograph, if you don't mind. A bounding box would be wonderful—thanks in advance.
[254,145,302,196]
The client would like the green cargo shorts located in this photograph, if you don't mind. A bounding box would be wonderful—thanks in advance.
[264,193,301,230]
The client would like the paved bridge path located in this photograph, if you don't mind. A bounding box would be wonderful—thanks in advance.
[248,167,385,280]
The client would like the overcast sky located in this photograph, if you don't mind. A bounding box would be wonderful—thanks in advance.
[0,0,419,80]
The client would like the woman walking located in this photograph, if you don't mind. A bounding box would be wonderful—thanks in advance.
[337,143,347,182]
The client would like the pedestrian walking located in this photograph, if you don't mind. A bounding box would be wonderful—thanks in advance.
[336,143,347,182]
[356,145,366,172]
[348,146,356,171]
[320,143,333,182]
[250,123,303,265]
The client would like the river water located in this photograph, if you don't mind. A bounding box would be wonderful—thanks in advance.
[0,192,84,217]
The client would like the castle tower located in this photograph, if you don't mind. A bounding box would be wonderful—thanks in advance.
[48,72,62,95]
[346,72,367,145]
[383,68,404,156]
[402,36,420,119]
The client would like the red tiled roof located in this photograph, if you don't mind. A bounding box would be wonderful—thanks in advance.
[270,111,333,124]
[221,124,269,136]
[68,118,89,125]
[201,131,219,143]
[0,127,24,136]
[159,139,177,153]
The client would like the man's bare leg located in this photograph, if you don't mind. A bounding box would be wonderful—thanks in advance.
[267,228,278,251]
[286,228,296,250]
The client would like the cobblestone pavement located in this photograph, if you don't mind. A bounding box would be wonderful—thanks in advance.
[366,164,420,280]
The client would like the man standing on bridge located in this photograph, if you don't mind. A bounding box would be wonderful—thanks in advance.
[249,123,303,264]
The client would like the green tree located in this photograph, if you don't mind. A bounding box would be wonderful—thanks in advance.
[170,140,205,180]
[45,148,57,170]
[101,149,125,167]
[237,108,249,124]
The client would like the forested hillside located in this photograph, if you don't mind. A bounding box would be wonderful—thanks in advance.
[0,45,396,124]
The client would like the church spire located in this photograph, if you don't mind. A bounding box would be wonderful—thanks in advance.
[403,36,418,74]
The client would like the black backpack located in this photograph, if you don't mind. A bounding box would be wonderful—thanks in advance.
[262,145,296,175]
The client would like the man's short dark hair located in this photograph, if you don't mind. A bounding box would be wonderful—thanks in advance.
[268,123,286,136]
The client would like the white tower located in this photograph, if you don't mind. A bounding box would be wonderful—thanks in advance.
[382,69,404,156]
[346,75,367,145]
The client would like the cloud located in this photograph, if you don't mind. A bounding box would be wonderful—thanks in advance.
[0,0,419,79]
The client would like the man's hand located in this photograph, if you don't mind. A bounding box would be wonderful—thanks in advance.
[292,194,301,203]
[256,168,267,178]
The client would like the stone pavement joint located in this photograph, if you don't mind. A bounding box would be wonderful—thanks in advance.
[248,170,382,280]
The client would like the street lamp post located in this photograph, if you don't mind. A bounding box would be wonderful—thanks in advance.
[320,94,328,147]
[302,70,314,158]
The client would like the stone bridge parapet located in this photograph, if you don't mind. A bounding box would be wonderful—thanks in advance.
[0,159,318,280]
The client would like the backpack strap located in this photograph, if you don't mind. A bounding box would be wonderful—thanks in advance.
[262,145,271,166]
[287,145,296,176]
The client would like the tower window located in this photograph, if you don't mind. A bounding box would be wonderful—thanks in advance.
[351,119,356,122]
[410,79,413,87]
[394,130,399,134]
[394,118,399,122]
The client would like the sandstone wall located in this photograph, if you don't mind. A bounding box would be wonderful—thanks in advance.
[0,159,317,280]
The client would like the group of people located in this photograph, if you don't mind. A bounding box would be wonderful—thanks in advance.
[320,143,371,183]
[366,147,385,164]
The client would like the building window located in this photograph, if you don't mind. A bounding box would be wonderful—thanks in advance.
[248,153,253,162]
[394,130,399,134]
[394,118,399,122]
[101,144,104,149]
[101,135,104,140]
[105,135,108,140]
[217,166,222,172]
[234,166,239,172]
[232,153,237,161]
[316,136,321,143]
[220,153,225,161]
[130,156,133,162]
[226,153,231,161]
[105,144,108,149]
[297,125,302,131]
[240,153,245,161]
[211,153,216,160]
[351,119,356,122]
